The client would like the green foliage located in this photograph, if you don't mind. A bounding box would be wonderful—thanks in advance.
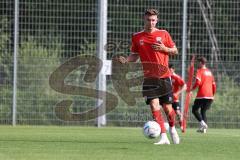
[16,37,63,124]
[0,17,13,123]
[213,76,240,111]
[0,16,12,85]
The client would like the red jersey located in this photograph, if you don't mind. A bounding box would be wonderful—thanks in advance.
[194,68,216,99]
[131,29,176,78]
[171,73,185,102]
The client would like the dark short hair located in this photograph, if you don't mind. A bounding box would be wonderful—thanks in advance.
[144,9,159,16]
[169,64,174,69]
[197,56,207,64]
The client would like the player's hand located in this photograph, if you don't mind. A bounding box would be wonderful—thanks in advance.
[116,56,128,64]
[152,43,168,53]
[189,91,193,96]
[173,93,177,97]
[186,86,192,92]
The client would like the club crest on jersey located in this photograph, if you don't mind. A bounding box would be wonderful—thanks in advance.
[139,39,144,45]
[156,37,162,43]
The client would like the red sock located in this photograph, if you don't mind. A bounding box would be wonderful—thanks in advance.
[167,110,176,127]
[162,105,176,127]
[152,110,166,133]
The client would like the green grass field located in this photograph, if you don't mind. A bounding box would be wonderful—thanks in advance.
[0,126,239,160]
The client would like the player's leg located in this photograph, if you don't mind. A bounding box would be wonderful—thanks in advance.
[192,99,202,122]
[200,106,208,133]
[173,102,183,130]
[200,99,213,123]
[200,99,213,133]
[158,78,179,144]
[157,77,176,128]
[162,103,175,128]
[142,78,169,145]
[192,99,207,133]
[200,107,207,123]
[162,103,180,144]
[148,98,167,134]
[148,99,170,145]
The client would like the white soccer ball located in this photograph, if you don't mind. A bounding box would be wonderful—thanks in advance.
[143,121,161,139]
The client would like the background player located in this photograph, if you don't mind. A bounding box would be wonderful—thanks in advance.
[191,57,216,133]
[117,9,179,144]
[169,64,186,132]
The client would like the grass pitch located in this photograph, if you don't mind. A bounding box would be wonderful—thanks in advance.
[0,126,239,160]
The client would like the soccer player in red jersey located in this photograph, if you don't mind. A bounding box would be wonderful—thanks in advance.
[169,64,186,132]
[191,57,216,133]
[117,9,179,144]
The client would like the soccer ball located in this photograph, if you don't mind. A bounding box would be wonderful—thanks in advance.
[143,121,161,139]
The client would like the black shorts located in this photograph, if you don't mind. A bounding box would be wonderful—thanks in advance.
[192,99,213,110]
[142,77,173,105]
[172,102,181,111]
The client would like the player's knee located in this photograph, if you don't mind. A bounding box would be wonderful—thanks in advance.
[192,107,197,114]
[149,100,160,111]
[163,104,173,113]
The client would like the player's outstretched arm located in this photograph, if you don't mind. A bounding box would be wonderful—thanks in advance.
[191,79,200,91]
[176,84,187,96]
[212,82,216,95]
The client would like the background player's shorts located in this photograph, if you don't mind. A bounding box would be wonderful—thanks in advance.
[172,102,181,111]
[142,77,173,105]
[192,99,213,110]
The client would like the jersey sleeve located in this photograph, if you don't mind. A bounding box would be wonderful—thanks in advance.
[192,70,201,90]
[177,75,185,86]
[130,35,139,53]
[196,69,202,82]
[165,31,175,48]
[212,76,216,95]
[172,74,185,86]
